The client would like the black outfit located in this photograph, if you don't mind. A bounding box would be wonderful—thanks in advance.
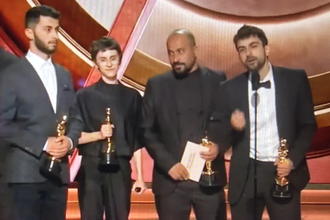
[0,58,82,220]
[75,79,142,220]
[142,67,227,220]
[0,47,19,220]
[211,66,317,220]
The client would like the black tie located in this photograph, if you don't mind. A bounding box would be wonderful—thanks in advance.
[259,80,271,89]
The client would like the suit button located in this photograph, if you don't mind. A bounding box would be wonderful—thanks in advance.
[25,146,32,153]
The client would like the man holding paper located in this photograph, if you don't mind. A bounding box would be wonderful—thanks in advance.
[142,29,227,220]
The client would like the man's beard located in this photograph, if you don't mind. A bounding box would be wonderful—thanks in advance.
[34,33,57,55]
[172,56,197,79]
[244,55,267,72]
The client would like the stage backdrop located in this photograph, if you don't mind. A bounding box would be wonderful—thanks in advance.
[0,0,330,184]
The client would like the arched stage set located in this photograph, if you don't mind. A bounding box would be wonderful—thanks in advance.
[1,0,330,219]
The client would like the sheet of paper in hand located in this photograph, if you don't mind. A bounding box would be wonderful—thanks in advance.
[181,141,209,182]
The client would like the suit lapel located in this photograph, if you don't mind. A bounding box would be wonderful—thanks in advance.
[22,58,54,113]
[239,72,251,140]
[200,67,212,130]
[167,72,181,142]
[54,64,66,115]
[273,66,286,139]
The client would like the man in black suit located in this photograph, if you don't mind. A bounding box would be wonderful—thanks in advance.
[0,6,82,220]
[0,47,18,220]
[212,25,317,220]
[142,29,227,220]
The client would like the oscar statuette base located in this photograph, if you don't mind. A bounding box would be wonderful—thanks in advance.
[273,184,291,198]
[40,152,62,182]
[199,171,219,187]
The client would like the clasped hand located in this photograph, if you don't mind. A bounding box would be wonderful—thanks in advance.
[45,136,71,159]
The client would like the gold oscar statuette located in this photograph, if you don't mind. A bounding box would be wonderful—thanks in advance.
[199,133,218,187]
[99,108,118,166]
[40,115,67,181]
[273,138,291,198]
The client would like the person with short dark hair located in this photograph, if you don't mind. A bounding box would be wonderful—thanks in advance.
[233,25,268,48]
[141,29,227,220]
[76,36,146,220]
[0,5,82,220]
[212,25,317,220]
[90,36,123,62]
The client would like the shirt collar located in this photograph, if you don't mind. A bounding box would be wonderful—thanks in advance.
[248,62,273,82]
[261,63,273,83]
[26,50,53,70]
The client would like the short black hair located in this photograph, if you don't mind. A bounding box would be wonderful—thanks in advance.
[90,36,122,63]
[233,25,268,49]
[168,29,196,47]
[25,5,61,28]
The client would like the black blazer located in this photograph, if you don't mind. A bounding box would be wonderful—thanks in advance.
[0,48,19,176]
[211,66,317,205]
[142,67,227,195]
[0,58,83,184]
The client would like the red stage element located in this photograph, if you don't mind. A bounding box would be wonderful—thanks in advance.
[307,155,330,183]
[85,0,155,86]
[65,188,330,220]
[0,26,22,56]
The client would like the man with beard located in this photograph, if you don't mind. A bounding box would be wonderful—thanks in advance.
[0,47,18,220]
[141,29,227,220]
[211,25,317,220]
[75,36,146,220]
[0,6,82,220]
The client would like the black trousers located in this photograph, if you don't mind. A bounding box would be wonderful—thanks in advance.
[9,180,68,220]
[231,159,301,220]
[77,156,132,220]
[155,180,226,220]
[0,174,14,220]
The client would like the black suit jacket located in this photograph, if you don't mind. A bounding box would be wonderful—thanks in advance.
[0,48,19,176]
[211,66,317,205]
[0,58,83,184]
[142,67,227,195]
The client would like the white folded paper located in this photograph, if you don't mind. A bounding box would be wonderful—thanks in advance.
[181,141,209,182]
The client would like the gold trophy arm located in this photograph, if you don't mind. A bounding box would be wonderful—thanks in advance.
[275,139,290,186]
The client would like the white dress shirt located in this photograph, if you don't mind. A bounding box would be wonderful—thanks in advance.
[26,50,57,113]
[248,64,280,162]
[26,50,72,150]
